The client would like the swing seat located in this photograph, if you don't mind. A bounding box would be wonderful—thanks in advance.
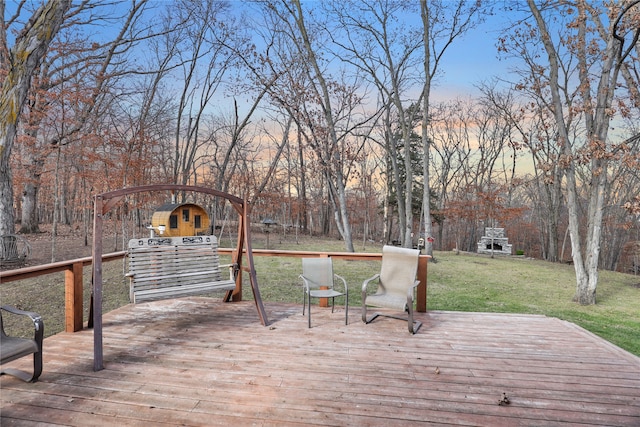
[126,235,238,303]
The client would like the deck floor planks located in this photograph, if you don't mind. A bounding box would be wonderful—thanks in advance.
[1,297,639,426]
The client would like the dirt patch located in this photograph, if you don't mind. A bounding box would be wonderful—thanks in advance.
[2,225,92,270]
[1,222,136,270]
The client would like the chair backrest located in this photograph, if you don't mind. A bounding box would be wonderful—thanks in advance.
[301,257,335,290]
[378,245,420,294]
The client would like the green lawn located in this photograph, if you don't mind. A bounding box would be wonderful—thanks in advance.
[424,251,640,357]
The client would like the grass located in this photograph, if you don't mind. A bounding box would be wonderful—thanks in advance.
[2,234,639,357]
[424,251,640,356]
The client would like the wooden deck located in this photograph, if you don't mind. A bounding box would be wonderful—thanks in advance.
[2,298,639,426]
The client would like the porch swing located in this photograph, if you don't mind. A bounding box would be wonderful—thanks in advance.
[89,184,268,371]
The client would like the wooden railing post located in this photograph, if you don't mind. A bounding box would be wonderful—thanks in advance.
[319,253,329,307]
[416,255,428,312]
[65,261,84,332]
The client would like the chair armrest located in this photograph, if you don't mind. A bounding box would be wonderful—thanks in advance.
[361,273,380,303]
[361,274,380,293]
[299,274,311,291]
[220,263,239,281]
[1,305,44,337]
[1,305,42,327]
[334,274,348,294]
[405,280,421,306]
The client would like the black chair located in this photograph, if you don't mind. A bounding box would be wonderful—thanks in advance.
[1,305,44,382]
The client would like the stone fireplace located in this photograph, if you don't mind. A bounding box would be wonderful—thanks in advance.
[477,227,512,255]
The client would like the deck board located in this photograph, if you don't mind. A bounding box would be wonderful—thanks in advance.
[2,298,639,426]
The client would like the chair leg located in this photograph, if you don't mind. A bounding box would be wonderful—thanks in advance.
[361,290,369,323]
[1,368,34,382]
[362,304,422,334]
[1,350,41,383]
[406,305,422,334]
[308,294,312,328]
[363,311,383,325]
[302,290,306,315]
[345,294,349,325]
[362,300,381,325]
[33,349,43,382]
[362,294,381,325]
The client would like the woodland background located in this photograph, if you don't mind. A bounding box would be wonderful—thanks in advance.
[2,1,639,284]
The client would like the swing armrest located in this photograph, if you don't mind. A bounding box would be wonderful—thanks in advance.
[220,263,239,281]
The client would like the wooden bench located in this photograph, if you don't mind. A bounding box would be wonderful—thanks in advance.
[1,305,44,382]
[127,235,237,304]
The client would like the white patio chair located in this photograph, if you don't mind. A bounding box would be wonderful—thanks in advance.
[300,258,348,328]
[362,245,422,334]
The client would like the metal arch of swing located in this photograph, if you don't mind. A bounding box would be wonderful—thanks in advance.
[90,184,268,371]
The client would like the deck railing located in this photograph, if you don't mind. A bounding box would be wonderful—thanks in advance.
[0,252,126,333]
[0,249,428,333]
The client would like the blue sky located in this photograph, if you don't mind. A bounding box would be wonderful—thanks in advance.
[3,1,518,103]
[430,11,521,102]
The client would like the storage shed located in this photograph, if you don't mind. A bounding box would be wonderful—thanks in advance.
[151,203,210,237]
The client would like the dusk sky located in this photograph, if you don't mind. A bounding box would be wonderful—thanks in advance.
[429,10,523,102]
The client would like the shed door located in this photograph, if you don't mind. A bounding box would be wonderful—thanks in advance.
[181,208,194,235]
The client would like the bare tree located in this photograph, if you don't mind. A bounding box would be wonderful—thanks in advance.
[429,96,521,253]
[429,99,472,249]
[254,0,369,251]
[521,0,640,304]
[2,0,150,245]
[479,82,566,261]
[328,0,422,248]
[420,0,483,257]
[160,0,238,188]
[0,0,71,236]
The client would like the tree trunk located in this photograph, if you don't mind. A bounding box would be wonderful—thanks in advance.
[0,165,14,236]
[387,126,406,244]
[527,0,628,305]
[421,0,433,258]
[334,168,355,252]
[292,0,354,251]
[544,179,562,262]
[297,129,308,233]
[20,182,40,233]
[16,103,44,234]
[0,0,71,236]
[531,2,592,304]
